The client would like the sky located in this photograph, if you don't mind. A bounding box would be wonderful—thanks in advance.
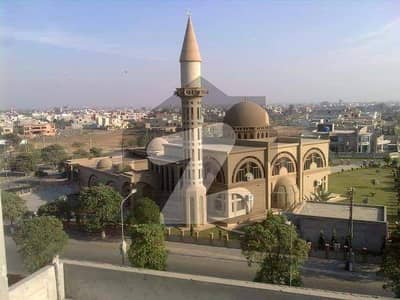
[1,0,400,109]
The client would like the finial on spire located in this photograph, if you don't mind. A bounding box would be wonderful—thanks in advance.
[186,9,191,17]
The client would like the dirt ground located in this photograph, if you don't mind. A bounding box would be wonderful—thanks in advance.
[30,129,136,154]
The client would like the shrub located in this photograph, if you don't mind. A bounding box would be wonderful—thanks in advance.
[127,224,167,270]
[13,216,68,272]
[129,197,160,225]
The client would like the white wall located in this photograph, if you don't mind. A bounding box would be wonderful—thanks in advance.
[9,265,59,300]
[63,259,386,300]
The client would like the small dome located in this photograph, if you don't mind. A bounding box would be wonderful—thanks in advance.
[96,158,113,170]
[224,102,269,128]
[273,178,299,210]
[146,137,168,156]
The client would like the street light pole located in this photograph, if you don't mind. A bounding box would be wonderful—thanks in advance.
[346,187,355,271]
[285,220,292,286]
[120,188,137,265]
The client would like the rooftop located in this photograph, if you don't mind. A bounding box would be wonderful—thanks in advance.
[297,202,385,222]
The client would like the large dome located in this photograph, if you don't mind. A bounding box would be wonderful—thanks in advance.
[224,102,269,128]
[146,137,168,156]
[96,158,113,170]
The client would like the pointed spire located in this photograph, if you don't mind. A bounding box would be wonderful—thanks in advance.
[179,16,202,62]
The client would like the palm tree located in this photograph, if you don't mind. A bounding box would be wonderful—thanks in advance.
[311,190,335,202]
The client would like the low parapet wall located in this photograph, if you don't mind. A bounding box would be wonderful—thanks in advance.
[8,265,58,300]
[62,259,391,300]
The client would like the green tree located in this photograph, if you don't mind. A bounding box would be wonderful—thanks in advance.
[37,197,72,222]
[127,224,167,270]
[241,213,308,286]
[13,216,68,272]
[393,159,400,169]
[137,131,152,147]
[1,190,27,224]
[66,193,83,224]
[41,144,68,169]
[384,155,392,167]
[71,141,84,148]
[1,133,21,147]
[73,148,89,158]
[53,119,72,129]
[129,197,160,225]
[89,147,103,157]
[10,152,38,173]
[382,223,400,297]
[79,185,122,237]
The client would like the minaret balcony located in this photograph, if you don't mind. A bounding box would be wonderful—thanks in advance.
[175,88,208,97]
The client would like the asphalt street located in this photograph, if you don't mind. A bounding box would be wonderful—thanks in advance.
[5,236,393,297]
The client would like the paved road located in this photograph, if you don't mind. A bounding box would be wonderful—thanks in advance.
[5,236,392,297]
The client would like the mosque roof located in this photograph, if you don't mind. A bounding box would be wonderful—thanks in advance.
[224,101,270,128]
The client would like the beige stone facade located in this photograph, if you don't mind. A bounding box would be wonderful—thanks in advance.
[66,102,329,225]
[21,122,56,138]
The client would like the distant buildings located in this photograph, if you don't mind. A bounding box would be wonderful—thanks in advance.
[319,125,391,154]
[21,121,56,138]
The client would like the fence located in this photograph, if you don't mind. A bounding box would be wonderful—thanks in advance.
[330,152,386,159]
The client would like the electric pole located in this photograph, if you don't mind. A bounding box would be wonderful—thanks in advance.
[346,187,355,271]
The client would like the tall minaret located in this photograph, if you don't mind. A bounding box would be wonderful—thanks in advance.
[176,16,207,226]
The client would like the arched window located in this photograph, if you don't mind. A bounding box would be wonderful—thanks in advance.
[272,157,295,175]
[235,161,263,182]
[304,152,324,170]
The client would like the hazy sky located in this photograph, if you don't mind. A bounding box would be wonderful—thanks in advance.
[1,1,400,109]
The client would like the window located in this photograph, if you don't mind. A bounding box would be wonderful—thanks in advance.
[214,198,223,211]
[235,160,263,182]
[304,152,324,170]
[236,199,246,210]
[231,194,246,212]
[272,157,295,175]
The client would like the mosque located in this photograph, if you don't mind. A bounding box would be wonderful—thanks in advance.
[66,17,330,226]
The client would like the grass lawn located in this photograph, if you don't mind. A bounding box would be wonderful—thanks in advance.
[329,167,398,229]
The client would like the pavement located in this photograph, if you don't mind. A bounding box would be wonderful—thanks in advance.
[4,235,394,297]
[0,175,79,211]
